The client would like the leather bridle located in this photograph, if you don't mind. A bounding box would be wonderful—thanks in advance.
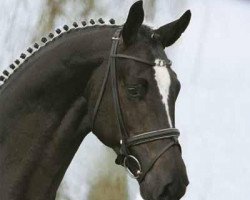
[92,28,181,182]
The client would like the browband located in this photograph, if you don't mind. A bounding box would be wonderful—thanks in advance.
[111,54,155,66]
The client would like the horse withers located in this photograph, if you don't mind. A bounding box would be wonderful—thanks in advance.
[0,1,191,200]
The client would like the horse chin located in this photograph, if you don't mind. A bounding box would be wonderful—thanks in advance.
[139,180,164,200]
[140,186,182,200]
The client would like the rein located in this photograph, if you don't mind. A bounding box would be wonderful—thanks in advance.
[92,28,180,182]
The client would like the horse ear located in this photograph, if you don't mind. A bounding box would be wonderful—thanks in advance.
[122,1,144,46]
[155,10,191,48]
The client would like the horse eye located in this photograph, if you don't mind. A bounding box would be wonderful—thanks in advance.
[127,84,145,99]
[127,87,140,97]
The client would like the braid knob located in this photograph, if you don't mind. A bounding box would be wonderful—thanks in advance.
[34,43,39,49]
[49,33,54,38]
[81,21,87,26]
[20,53,26,59]
[15,60,20,65]
[109,19,115,24]
[27,47,33,53]
[41,37,47,43]
[98,18,105,24]
[56,29,61,34]
[73,22,78,28]
[90,19,95,25]
[63,25,69,31]
[3,70,9,76]
[10,64,16,70]
[0,76,5,81]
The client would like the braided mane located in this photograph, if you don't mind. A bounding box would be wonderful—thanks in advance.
[0,18,117,89]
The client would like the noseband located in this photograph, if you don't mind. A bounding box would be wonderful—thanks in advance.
[92,28,181,182]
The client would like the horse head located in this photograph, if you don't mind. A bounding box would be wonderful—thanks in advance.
[88,1,191,199]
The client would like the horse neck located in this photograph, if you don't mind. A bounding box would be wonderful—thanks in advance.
[0,25,116,200]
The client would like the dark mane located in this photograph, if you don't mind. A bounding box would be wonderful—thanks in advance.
[0,19,118,91]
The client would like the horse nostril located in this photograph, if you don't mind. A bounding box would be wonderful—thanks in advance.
[159,183,171,200]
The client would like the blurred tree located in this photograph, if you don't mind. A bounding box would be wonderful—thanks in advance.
[35,0,101,37]
[36,0,66,35]
[81,0,95,17]
[87,150,128,200]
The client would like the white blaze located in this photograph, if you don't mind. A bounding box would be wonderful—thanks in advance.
[153,59,173,128]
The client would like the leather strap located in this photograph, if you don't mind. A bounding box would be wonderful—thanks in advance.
[137,140,178,182]
[92,51,112,130]
[127,128,180,147]
[111,54,155,66]
[92,29,123,131]
[109,30,130,156]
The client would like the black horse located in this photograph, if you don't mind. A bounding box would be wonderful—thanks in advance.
[0,1,191,200]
